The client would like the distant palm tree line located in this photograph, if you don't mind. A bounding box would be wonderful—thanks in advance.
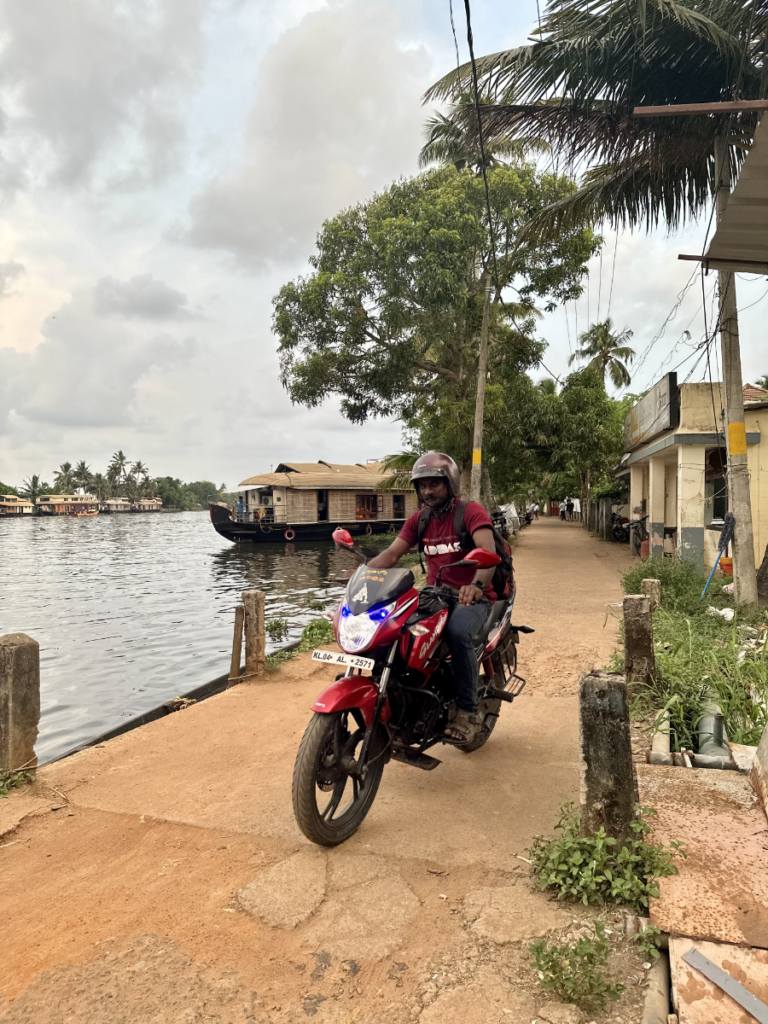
[20,451,154,503]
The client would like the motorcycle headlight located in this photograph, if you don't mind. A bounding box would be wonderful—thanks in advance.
[337,600,395,653]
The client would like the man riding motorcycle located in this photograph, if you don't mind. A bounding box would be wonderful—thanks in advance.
[367,452,498,745]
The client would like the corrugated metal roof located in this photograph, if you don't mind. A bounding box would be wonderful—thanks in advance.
[704,116,768,272]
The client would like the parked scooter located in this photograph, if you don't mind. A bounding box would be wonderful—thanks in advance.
[292,528,533,846]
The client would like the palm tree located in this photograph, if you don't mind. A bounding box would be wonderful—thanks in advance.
[72,460,93,494]
[20,474,50,502]
[91,473,110,501]
[375,451,422,492]
[569,319,635,388]
[53,461,74,493]
[420,88,549,173]
[425,0,763,236]
[536,378,558,396]
[107,450,128,496]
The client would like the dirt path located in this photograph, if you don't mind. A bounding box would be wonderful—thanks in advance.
[0,520,639,1024]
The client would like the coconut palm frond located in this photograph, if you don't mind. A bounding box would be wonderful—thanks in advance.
[375,450,421,492]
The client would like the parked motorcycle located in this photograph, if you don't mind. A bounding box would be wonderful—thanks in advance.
[292,528,533,846]
[611,510,630,543]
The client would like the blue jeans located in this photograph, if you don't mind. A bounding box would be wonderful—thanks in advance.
[444,600,490,712]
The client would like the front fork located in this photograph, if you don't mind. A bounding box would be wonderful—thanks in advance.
[347,642,396,777]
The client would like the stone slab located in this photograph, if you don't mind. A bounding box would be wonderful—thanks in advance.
[639,764,768,948]
[237,849,326,929]
[420,967,537,1024]
[461,883,572,944]
[669,937,768,1024]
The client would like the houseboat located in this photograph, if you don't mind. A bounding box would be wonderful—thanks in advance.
[99,497,132,514]
[36,494,99,516]
[0,494,35,516]
[209,460,417,543]
[131,497,163,513]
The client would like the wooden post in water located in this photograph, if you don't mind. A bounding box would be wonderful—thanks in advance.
[623,594,655,685]
[229,604,245,683]
[242,591,266,680]
[0,633,40,771]
[579,671,636,839]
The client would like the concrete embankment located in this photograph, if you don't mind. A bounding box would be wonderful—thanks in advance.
[1,520,645,1024]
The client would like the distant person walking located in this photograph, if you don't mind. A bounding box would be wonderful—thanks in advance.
[531,501,539,520]
[566,498,574,521]
[559,502,566,521]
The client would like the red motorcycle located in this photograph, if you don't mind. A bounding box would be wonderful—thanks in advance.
[292,528,533,846]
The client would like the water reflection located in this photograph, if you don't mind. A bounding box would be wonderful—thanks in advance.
[0,513,361,762]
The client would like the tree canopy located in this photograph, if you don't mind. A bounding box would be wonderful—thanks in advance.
[275,164,599,482]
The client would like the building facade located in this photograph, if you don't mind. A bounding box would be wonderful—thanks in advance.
[618,374,768,571]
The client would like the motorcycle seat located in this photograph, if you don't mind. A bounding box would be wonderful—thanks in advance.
[471,600,507,646]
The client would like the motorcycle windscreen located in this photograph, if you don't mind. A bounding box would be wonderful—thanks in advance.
[346,564,415,615]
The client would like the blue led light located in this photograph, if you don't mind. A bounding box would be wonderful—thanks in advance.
[368,606,390,622]
[341,604,351,618]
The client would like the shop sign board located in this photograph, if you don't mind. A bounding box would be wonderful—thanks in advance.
[624,372,680,451]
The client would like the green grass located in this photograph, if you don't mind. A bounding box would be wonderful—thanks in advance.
[621,559,768,750]
[264,618,335,672]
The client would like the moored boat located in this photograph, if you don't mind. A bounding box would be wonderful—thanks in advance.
[210,460,416,544]
[0,494,35,517]
[36,494,99,516]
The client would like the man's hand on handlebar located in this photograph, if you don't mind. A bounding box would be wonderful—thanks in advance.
[458,583,483,606]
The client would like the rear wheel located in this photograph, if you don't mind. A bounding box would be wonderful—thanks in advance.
[292,710,386,846]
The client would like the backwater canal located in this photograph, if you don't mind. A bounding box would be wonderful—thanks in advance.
[0,512,361,762]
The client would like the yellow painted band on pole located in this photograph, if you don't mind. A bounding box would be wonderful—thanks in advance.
[472,449,482,465]
[728,422,748,455]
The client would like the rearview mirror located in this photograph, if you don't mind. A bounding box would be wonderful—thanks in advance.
[332,528,355,550]
[459,547,501,569]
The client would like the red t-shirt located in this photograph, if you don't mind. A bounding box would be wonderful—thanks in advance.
[399,501,497,602]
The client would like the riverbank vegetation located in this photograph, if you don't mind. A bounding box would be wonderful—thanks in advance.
[620,559,768,751]
[8,452,228,511]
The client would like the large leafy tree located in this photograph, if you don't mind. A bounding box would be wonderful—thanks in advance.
[53,461,74,493]
[425,0,765,235]
[275,165,599,482]
[72,460,93,494]
[569,318,635,388]
[20,475,51,501]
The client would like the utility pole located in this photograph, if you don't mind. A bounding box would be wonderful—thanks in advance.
[470,274,492,504]
[714,136,758,606]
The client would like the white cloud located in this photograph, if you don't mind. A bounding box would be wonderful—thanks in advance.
[93,274,193,320]
[182,0,433,267]
[0,0,209,194]
[0,259,23,296]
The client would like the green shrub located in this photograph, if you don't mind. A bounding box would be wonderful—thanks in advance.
[622,557,729,615]
[307,598,326,611]
[530,922,624,1013]
[297,618,334,652]
[632,923,662,962]
[528,802,683,912]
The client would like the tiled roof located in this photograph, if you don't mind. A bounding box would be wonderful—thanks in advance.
[743,382,768,403]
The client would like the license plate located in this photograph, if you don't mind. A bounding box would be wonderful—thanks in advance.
[311,649,375,671]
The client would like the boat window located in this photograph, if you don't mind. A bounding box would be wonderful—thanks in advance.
[393,494,405,517]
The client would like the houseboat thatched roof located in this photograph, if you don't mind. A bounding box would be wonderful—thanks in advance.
[239,460,402,491]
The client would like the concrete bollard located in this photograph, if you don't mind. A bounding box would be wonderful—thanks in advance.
[579,672,637,839]
[229,604,245,683]
[0,633,40,771]
[624,594,655,685]
[241,590,266,680]
[641,578,661,614]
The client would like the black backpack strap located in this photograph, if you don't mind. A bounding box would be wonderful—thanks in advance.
[416,506,432,574]
[453,499,470,550]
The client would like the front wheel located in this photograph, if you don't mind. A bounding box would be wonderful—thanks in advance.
[292,710,386,846]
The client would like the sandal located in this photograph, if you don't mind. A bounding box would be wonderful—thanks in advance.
[444,708,483,744]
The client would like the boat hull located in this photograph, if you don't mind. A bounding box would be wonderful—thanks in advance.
[209,503,404,543]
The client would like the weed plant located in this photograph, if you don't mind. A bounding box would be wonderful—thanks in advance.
[528,802,683,912]
[265,617,288,642]
[0,768,35,798]
[264,618,335,672]
[632,923,662,962]
[621,558,768,750]
[530,922,624,1013]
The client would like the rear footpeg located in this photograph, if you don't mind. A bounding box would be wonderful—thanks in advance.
[391,747,442,770]
[485,686,515,703]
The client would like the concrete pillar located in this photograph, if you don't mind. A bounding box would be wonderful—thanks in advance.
[624,594,654,685]
[630,463,644,519]
[0,633,40,770]
[579,672,637,840]
[648,457,666,557]
[242,590,266,679]
[677,445,706,570]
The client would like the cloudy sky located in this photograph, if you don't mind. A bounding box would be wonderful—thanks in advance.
[0,0,766,490]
